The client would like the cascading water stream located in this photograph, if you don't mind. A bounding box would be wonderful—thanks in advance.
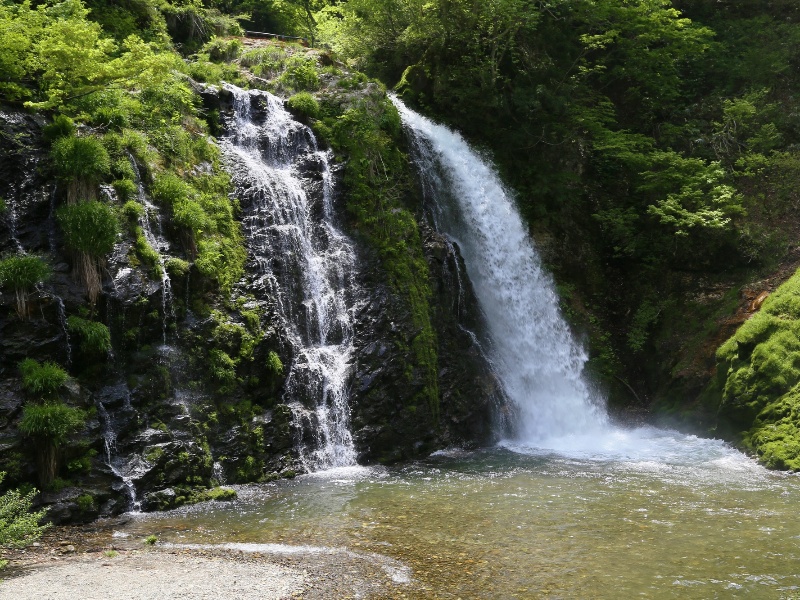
[221,84,358,470]
[128,154,174,344]
[394,97,607,445]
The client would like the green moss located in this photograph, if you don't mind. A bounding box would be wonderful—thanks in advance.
[714,267,800,467]
[266,351,283,376]
[132,226,163,279]
[202,486,236,501]
[320,90,440,419]
[144,447,165,463]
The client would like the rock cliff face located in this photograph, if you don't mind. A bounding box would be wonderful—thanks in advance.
[0,80,499,522]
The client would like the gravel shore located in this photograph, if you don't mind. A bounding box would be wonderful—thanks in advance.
[0,524,416,599]
[0,551,305,600]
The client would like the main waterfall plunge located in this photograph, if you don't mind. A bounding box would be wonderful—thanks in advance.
[393,97,608,446]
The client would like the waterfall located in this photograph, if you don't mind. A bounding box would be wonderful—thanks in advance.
[96,399,142,511]
[393,98,607,444]
[222,84,358,470]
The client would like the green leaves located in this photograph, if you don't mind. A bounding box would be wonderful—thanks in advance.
[0,472,49,551]
[19,359,68,399]
[641,151,744,236]
[57,201,118,257]
[19,402,85,445]
[0,255,50,291]
[66,316,112,355]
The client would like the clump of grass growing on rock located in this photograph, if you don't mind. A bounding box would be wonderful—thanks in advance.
[0,254,50,319]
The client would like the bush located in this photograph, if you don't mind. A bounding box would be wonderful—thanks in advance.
[286,92,320,119]
[277,55,320,92]
[57,201,119,303]
[0,472,49,558]
[151,173,189,206]
[165,257,190,278]
[0,254,50,318]
[57,201,118,257]
[122,200,145,221]
[19,401,86,486]
[51,136,111,203]
[202,37,242,62]
[43,115,76,143]
[19,359,68,398]
[113,179,138,201]
[66,316,112,355]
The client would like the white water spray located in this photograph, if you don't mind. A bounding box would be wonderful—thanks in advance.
[222,85,358,470]
[394,98,608,444]
[395,98,757,467]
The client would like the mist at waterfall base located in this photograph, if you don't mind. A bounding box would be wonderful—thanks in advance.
[392,96,737,465]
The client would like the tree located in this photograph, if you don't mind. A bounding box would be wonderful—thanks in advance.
[0,255,50,319]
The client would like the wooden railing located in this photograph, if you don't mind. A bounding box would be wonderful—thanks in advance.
[244,31,308,46]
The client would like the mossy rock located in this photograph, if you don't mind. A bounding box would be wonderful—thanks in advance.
[714,267,800,467]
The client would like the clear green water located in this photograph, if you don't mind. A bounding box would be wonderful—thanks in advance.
[118,427,800,599]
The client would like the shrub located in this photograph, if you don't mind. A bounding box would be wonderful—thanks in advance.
[277,55,320,92]
[0,254,50,318]
[122,200,145,221]
[0,472,49,559]
[19,402,84,442]
[19,359,68,398]
[66,316,112,355]
[151,173,189,206]
[209,349,236,384]
[113,179,138,202]
[19,401,86,486]
[51,136,111,203]
[202,37,242,62]
[143,534,157,545]
[43,115,76,143]
[286,92,320,119]
[76,494,95,512]
[57,201,119,303]
[165,257,190,278]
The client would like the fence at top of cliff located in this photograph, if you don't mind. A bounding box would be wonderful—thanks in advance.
[244,31,309,46]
